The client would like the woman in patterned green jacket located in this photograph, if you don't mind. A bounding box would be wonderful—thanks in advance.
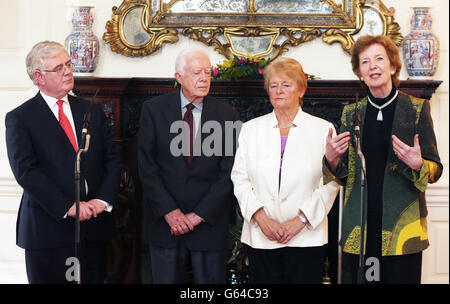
[323,35,442,284]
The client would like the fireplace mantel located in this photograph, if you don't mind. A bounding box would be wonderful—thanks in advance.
[74,78,442,140]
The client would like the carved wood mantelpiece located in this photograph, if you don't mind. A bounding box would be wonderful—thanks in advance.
[74,78,442,139]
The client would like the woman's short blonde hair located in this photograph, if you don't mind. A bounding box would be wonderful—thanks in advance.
[26,41,66,85]
[263,57,307,106]
[351,35,402,88]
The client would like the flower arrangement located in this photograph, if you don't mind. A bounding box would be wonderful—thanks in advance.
[211,55,269,81]
[211,55,318,81]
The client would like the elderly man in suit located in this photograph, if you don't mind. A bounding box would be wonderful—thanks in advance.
[5,41,122,283]
[138,48,240,283]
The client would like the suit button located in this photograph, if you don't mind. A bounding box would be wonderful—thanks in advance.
[281,197,287,202]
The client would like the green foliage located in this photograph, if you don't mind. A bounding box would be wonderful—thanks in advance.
[211,55,271,80]
[211,55,318,81]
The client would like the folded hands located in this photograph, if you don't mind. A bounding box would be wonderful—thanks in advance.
[164,208,204,236]
[252,207,306,244]
[67,199,107,221]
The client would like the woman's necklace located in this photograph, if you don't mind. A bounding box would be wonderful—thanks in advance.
[367,90,398,121]
[276,123,295,129]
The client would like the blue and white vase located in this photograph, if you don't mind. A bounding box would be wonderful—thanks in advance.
[65,6,99,76]
[403,7,439,79]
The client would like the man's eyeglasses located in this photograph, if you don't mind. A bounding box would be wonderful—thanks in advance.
[40,61,73,74]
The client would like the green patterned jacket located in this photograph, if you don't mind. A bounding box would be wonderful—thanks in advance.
[324,91,442,256]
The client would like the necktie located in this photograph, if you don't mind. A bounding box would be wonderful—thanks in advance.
[183,103,195,165]
[57,100,78,151]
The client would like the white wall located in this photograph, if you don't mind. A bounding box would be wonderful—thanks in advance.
[0,0,448,283]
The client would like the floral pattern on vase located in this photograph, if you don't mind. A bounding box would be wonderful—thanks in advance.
[65,6,99,75]
[403,7,439,79]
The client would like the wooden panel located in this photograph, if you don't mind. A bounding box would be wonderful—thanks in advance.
[74,78,442,139]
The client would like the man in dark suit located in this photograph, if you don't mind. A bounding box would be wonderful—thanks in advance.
[138,48,240,283]
[5,41,122,284]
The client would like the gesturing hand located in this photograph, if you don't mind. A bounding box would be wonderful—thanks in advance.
[164,208,194,236]
[392,134,423,171]
[325,128,350,173]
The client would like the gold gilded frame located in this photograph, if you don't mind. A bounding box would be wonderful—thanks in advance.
[103,0,403,60]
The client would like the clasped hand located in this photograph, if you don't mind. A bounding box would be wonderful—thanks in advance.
[67,199,106,221]
[164,208,203,236]
[252,208,306,244]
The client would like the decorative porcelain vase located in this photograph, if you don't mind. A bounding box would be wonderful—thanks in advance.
[65,6,99,76]
[403,7,439,79]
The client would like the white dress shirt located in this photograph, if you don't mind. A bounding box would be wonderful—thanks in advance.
[40,91,78,146]
[40,91,112,214]
[180,89,203,138]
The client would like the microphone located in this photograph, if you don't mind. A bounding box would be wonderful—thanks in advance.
[353,94,361,141]
[354,125,360,139]
[80,89,98,149]
[354,114,361,140]
[354,112,365,174]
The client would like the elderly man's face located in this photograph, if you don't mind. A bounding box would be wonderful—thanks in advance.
[175,54,211,103]
[34,50,74,99]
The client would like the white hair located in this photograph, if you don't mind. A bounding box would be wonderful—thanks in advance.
[26,41,66,85]
[174,48,210,75]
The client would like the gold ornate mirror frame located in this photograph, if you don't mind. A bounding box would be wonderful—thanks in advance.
[103,0,403,60]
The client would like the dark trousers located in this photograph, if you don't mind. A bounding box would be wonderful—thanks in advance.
[247,245,325,284]
[150,240,227,284]
[25,240,106,284]
[344,251,423,284]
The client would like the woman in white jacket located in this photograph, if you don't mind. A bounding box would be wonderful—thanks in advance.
[231,57,339,283]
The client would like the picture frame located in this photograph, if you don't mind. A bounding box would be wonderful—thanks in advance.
[103,0,403,60]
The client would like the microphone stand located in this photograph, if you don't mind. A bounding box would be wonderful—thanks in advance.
[73,91,96,284]
[355,123,367,284]
[337,186,344,284]
[74,131,91,284]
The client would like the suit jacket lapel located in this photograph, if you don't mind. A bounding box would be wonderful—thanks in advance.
[162,90,189,166]
[34,92,76,152]
[199,95,217,140]
[163,90,183,124]
[200,95,216,124]
[389,92,415,171]
[196,95,218,163]
[390,92,414,145]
